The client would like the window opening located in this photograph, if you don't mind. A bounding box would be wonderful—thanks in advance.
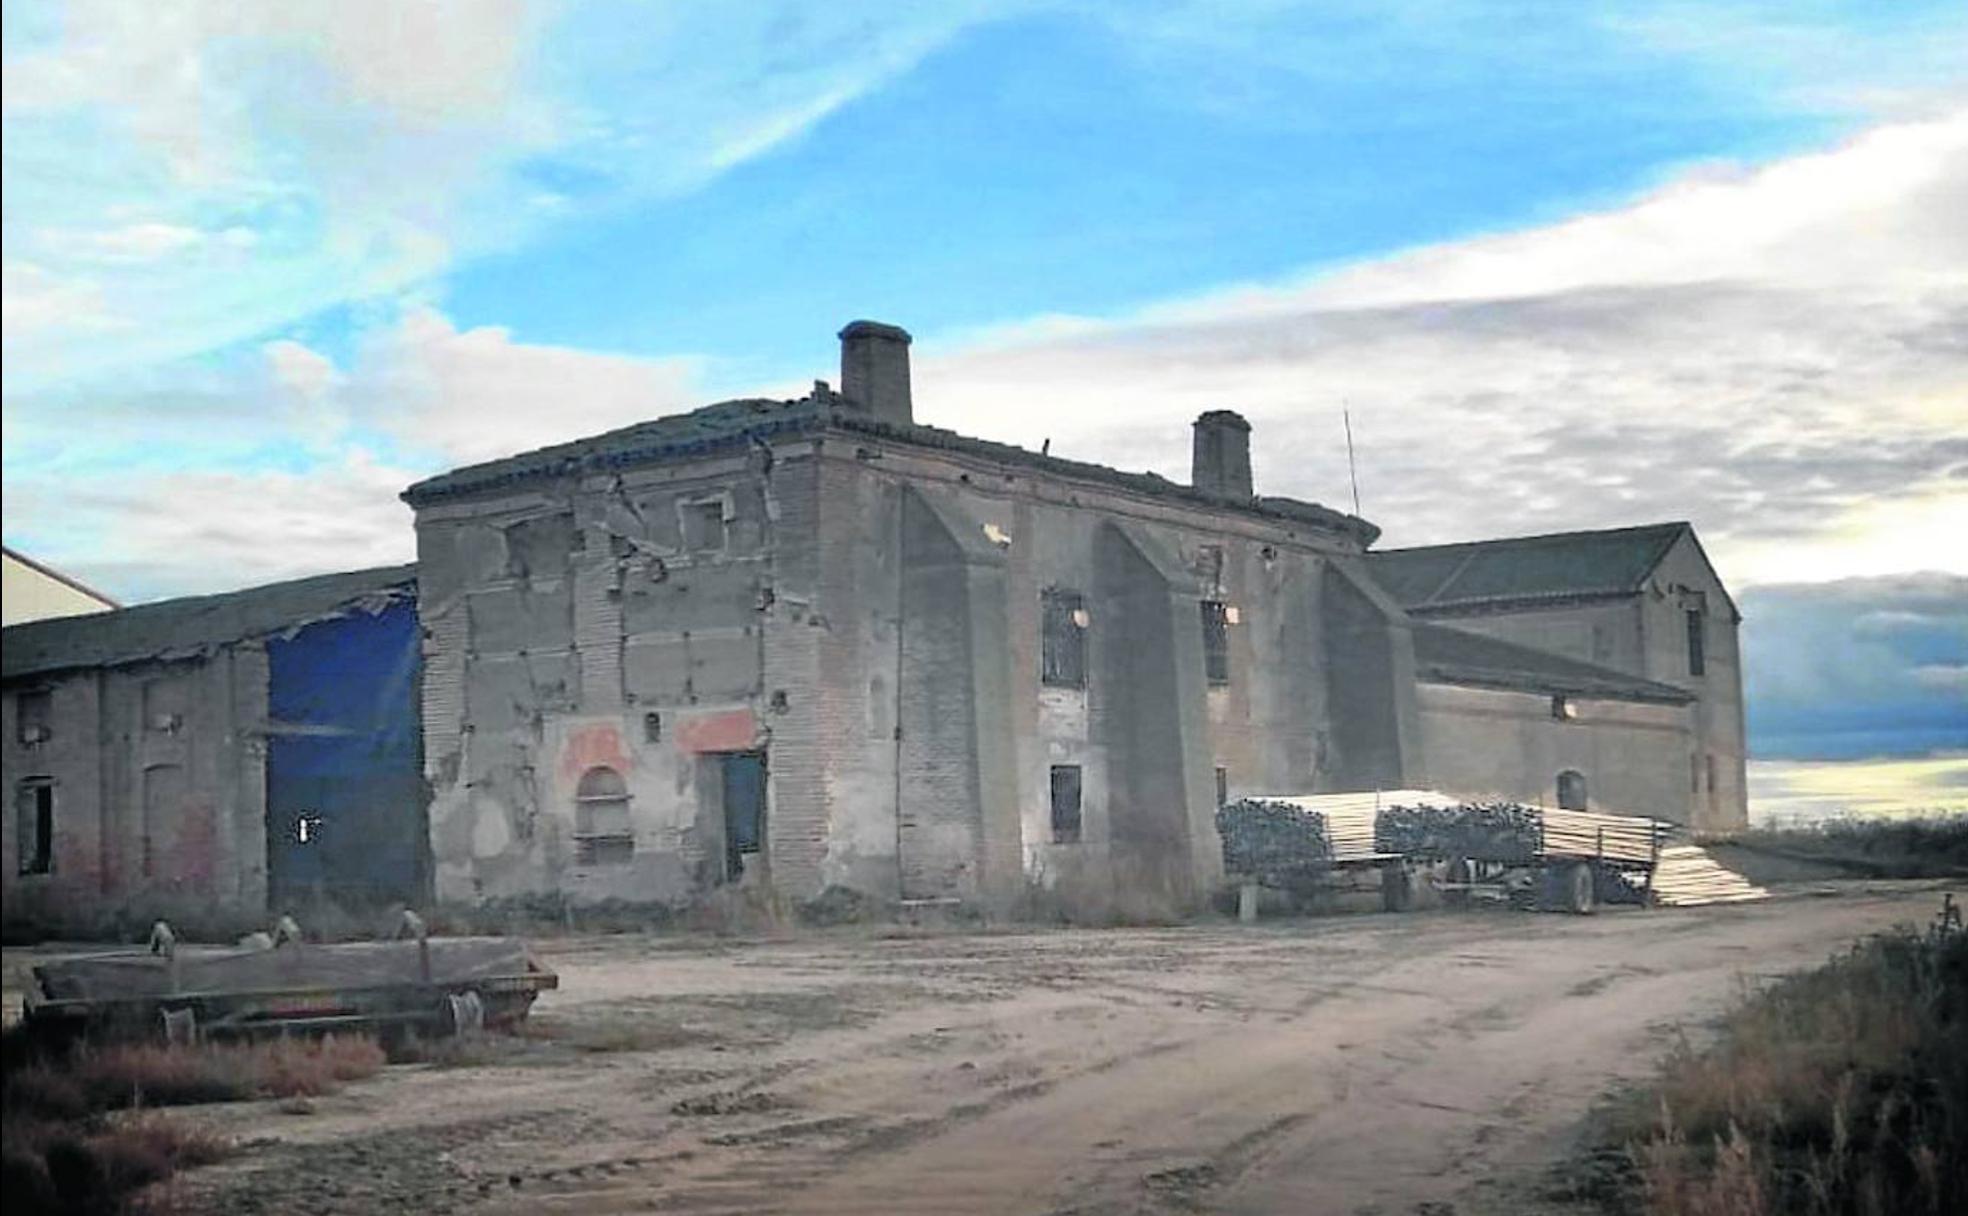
[17,779,53,875]
[1041,589,1088,688]
[1200,601,1231,686]
[1050,765,1083,844]
[574,766,634,865]
[682,499,727,552]
[17,690,52,745]
[1556,770,1588,811]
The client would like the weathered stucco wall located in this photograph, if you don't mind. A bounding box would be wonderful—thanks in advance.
[1400,534,1746,834]
[2,650,269,932]
[800,437,1412,909]
[1643,535,1748,834]
[1412,683,1697,821]
[416,440,803,905]
[411,419,1419,910]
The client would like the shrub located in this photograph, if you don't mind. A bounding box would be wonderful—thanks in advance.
[1737,815,1968,878]
[1589,921,1967,1215]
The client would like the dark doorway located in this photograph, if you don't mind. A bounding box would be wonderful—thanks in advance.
[720,751,766,881]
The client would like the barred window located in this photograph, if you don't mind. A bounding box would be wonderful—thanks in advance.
[1041,589,1087,688]
[1200,601,1230,686]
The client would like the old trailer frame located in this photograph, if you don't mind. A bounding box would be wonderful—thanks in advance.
[23,929,558,1046]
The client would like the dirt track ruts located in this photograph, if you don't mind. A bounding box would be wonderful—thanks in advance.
[133,880,1953,1216]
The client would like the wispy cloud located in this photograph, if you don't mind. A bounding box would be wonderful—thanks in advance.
[912,112,1968,586]
[1,1,1010,388]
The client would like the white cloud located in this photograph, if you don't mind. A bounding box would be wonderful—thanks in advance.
[911,112,1968,586]
[7,450,423,601]
[0,1,1012,390]
[293,307,710,466]
[4,303,719,600]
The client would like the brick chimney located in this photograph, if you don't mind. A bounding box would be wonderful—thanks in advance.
[838,320,913,427]
[1192,410,1253,500]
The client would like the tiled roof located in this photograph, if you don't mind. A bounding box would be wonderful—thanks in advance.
[2,565,416,681]
[400,393,1378,544]
[1410,621,1694,704]
[1367,523,1688,611]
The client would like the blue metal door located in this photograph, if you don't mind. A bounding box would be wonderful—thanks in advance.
[266,598,427,908]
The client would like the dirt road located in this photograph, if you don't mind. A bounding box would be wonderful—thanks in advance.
[159,882,1949,1215]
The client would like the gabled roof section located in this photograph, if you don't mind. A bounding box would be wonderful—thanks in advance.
[3,545,121,610]
[2,564,416,681]
[1367,522,1689,612]
[401,392,1379,545]
[1410,621,1695,705]
[402,396,818,504]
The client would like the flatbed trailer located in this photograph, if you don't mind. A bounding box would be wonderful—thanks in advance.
[1219,791,1673,916]
[23,933,558,1046]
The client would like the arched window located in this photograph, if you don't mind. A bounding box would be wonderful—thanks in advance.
[1556,770,1588,811]
[574,766,633,865]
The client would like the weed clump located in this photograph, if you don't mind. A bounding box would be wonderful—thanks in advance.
[2,1031,384,1214]
[1580,915,1967,1215]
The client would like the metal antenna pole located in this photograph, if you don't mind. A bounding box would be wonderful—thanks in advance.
[1343,404,1362,517]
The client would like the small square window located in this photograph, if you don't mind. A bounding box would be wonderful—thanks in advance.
[17,690,52,746]
[1049,765,1083,844]
[682,499,727,552]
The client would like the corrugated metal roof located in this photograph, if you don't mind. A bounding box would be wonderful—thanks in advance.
[2,564,416,681]
[1410,621,1695,704]
[1367,522,1688,610]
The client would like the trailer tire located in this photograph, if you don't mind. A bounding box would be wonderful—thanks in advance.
[1381,864,1416,913]
[1561,861,1596,915]
[1443,858,1472,909]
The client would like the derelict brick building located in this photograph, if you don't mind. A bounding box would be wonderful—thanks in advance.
[2,321,1747,928]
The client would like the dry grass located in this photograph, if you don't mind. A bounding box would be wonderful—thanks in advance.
[1736,815,1968,879]
[1586,918,1967,1216]
[3,1033,384,1214]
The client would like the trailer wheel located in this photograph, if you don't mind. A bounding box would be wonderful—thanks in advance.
[1561,861,1597,915]
[1381,864,1416,913]
[1443,858,1472,909]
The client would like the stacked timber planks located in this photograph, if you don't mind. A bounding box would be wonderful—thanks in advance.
[1650,845,1768,906]
[1539,809,1668,864]
[1216,799,1333,879]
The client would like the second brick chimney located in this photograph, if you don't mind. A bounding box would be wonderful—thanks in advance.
[838,320,913,427]
[1192,410,1253,500]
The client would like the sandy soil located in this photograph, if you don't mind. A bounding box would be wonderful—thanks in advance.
[28,880,1956,1216]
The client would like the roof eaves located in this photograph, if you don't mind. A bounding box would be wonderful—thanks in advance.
[1406,588,1642,616]
[1418,662,1695,705]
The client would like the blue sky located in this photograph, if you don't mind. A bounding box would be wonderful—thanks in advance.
[2,1,1964,808]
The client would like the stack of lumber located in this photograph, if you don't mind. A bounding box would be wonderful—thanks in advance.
[1376,799,1542,863]
[1540,809,1668,864]
[1216,799,1333,879]
[1649,845,1768,906]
